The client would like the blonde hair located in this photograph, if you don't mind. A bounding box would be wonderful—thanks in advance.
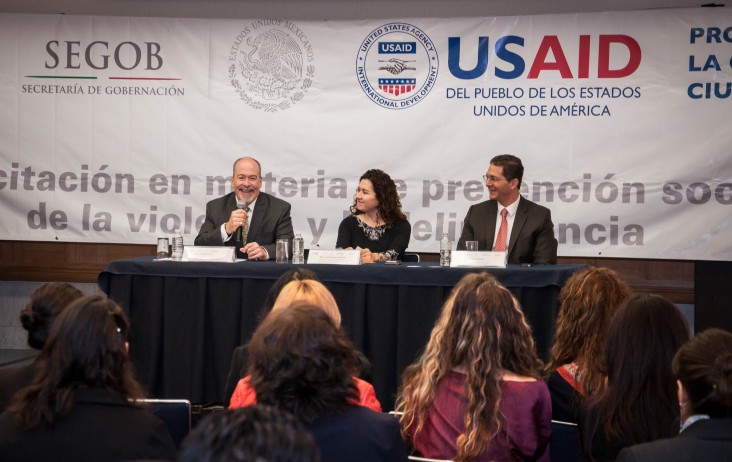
[271,280,341,326]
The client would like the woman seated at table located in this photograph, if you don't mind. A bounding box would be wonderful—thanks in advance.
[396,272,551,461]
[0,294,177,461]
[336,169,411,263]
[544,266,631,423]
[616,328,732,461]
[243,304,407,462]
[229,279,380,412]
[581,294,690,462]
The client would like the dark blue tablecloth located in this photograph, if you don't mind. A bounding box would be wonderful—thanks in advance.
[99,258,584,409]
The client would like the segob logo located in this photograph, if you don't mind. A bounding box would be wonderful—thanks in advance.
[228,19,315,112]
[356,23,439,110]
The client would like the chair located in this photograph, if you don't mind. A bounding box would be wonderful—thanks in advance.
[402,253,420,262]
[408,456,453,462]
[550,419,581,462]
[140,398,192,448]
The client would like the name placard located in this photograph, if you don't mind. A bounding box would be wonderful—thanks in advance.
[307,249,361,265]
[183,246,236,263]
[450,250,507,268]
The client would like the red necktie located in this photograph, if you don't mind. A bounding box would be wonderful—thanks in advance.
[494,208,508,251]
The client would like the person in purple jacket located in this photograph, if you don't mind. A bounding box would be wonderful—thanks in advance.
[397,272,551,461]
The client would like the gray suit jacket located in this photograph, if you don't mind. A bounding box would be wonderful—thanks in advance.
[194,191,294,260]
[456,197,558,264]
[616,419,732,462]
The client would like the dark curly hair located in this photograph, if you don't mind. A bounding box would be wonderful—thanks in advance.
[248,305,361,424]
[349,169,406,227]
[20,282,84,350]
[179,405,320,462]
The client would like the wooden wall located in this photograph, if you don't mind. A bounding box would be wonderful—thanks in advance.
[0,240,694,303]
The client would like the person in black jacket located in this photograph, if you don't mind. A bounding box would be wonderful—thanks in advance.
[0,294,176,462]
[616,328,732,462]
[248,305,407,462]
[456,154,557,264]
[194,156,293,260]
[580,294,690,462]
[0,282,83,411]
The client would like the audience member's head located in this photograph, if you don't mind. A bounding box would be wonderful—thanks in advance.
[673,328,732,420]
[248,305,361,424]
[271,279,341,326]
[262,268,321,312]
[584,293,691,458]
[178,405,320,462]
[547,266,631,396]
[19,282,83,350]
[397,272,543,460]
[10,294,146,429]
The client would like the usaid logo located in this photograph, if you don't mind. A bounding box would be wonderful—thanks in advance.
[378,42,416,54]
[356,23,439,110]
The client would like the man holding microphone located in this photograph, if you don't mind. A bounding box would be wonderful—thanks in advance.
[194,157,293,260]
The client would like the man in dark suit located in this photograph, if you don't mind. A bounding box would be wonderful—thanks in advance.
[457,154,557,264]
[194,157,293,260]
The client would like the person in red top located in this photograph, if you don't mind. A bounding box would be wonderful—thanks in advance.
[240,305,407,462]
[229,279,381,412]
[544,267,631,423]
[230,375,381,412]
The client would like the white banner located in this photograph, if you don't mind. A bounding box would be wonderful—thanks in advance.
[0,10,730,260]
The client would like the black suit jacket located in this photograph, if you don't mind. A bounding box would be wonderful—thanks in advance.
[194,191,294,259]
[0,358,38,411]
[457,197,558,264]
[0,387,177,462]
[616,419,732,462]
[307,405,408,462]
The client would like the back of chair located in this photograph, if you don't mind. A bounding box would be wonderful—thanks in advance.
[141,398,192,448]
[402,253,420,262]
[550,419,581,462]
[408,456,453,462]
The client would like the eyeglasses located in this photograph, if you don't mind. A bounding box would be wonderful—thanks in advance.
[482,175,507,183]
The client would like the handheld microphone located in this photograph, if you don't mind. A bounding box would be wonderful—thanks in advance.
[235,202,247,244]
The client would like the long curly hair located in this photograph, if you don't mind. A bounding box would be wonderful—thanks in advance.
[248,305,361,425]
[545,267,631,397]
[396,272,543,460]
[10,294,146,430]
[349,169,406,227]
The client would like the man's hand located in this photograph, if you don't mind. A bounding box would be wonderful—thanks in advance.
[226,209,248,235]
[242,242,268,260]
